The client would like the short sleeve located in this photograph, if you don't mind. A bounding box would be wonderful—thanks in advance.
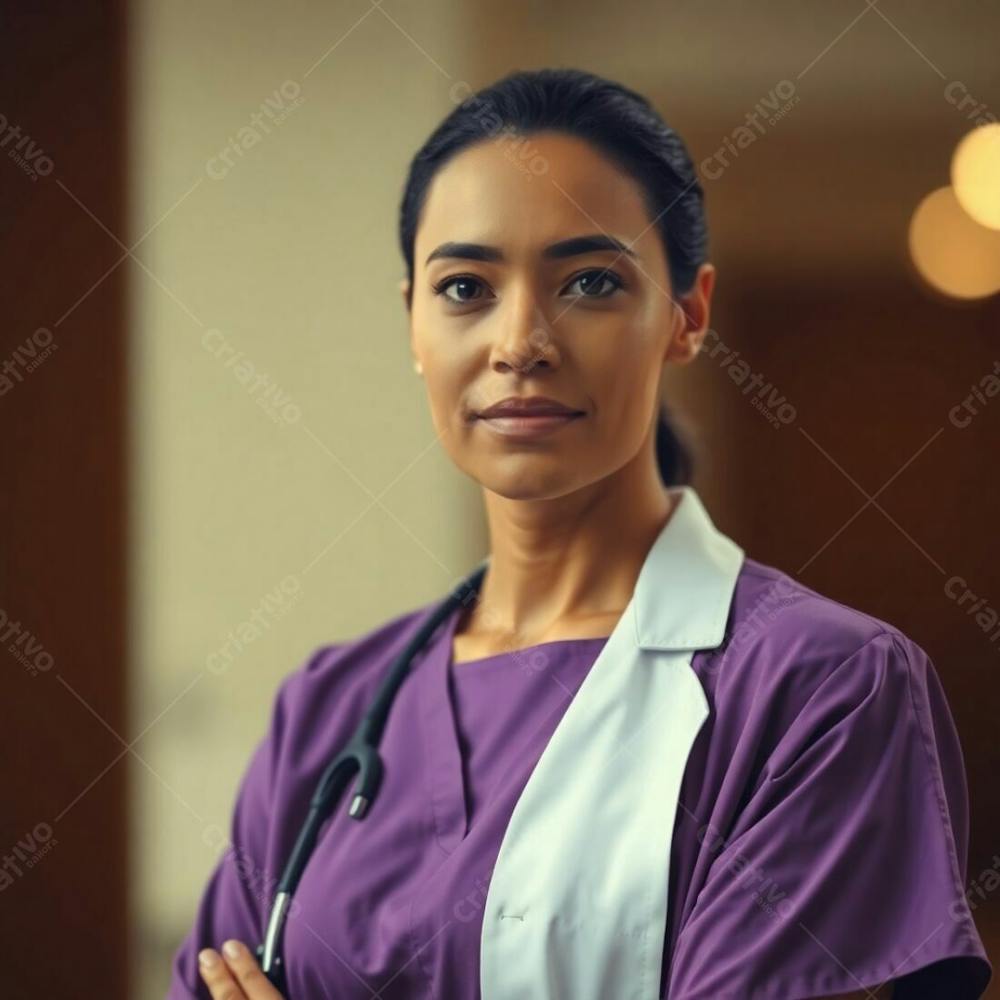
[165,647,334,999]
[667,631,993,1000]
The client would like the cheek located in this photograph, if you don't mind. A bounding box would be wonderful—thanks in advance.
[595,364,661,444]
[583,320,665,425]
[422,370,457,433]
[412,317,464,411]
[420,355,478,441]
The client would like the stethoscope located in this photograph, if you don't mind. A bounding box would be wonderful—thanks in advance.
[255,559,489,993]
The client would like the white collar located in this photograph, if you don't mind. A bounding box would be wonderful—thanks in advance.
[632,484,745,652]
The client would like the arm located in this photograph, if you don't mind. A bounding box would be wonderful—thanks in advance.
[667,632,988,998]
[167,648,338,999]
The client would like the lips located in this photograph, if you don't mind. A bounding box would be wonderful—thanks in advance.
[473,395,585,442]
[475,395,584,419]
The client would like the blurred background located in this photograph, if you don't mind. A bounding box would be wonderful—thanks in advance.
[2,1,999,996]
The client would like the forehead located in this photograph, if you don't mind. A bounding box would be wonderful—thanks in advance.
[414,131,663,267]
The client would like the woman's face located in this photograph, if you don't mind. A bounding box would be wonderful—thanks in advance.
[403,130,713,501]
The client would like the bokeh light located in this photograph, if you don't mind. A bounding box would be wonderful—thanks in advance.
[951,123,1000,230]
[908,186,1000,299]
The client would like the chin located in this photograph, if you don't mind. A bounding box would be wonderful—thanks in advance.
[475,460,588,501]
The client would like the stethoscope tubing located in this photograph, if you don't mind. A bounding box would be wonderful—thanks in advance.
[256,559,489,992]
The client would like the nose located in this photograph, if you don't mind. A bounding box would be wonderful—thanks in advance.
[488,284,559,375]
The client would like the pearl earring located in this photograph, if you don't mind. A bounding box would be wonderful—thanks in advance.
[413,359,423,375]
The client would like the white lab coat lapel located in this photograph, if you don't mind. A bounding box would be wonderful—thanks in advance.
[479,485,745,1000]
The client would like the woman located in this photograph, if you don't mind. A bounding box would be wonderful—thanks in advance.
[170,68,992,999]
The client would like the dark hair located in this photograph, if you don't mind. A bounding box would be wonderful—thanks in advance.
[398,67,707,486]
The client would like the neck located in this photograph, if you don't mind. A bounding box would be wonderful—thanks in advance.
[465,441,676,645]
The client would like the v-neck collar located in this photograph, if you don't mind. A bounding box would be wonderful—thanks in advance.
[416,601,468,855]
[413,602,608,858]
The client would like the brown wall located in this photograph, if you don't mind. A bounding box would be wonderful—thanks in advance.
[0,1,129,996]
[686,275,1000,978]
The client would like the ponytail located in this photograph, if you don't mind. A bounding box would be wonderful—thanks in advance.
[654,403,694,486]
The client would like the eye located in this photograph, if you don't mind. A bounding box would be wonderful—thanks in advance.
[432,275,492,304]
[562,268,625,299]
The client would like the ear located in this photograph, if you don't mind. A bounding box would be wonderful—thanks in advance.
[664,262,716,367]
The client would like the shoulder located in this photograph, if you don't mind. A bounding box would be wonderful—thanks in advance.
[266,600,439,733]
[730,557,898,658]
[695,557,966,819]
[219,601,445,860]
[706,556,932,724]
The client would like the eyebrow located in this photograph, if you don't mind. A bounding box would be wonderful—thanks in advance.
[424,233,640,266]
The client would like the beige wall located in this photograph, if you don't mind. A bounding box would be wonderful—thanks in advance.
[128,3,483,995]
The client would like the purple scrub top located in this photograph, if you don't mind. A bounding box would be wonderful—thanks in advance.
[168,557,993,999]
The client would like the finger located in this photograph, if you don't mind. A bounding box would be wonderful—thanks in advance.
[198,948,247,999]
[219,939,284,998]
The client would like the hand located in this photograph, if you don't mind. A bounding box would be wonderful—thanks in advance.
[198,939,285,999]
